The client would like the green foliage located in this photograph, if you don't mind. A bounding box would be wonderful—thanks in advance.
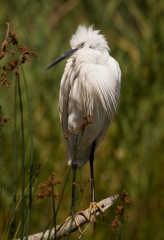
[0,0,164,239]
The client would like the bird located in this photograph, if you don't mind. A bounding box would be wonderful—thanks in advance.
[45,25,121,221]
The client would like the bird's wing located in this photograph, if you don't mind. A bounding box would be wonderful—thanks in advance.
[59,62,77,163]
[59,62,73,132]
[114,59,121,103]
[82,59,120,147]
[84,59,121,120]
[59,57,121,166]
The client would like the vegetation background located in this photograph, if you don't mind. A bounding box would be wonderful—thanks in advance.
[0,0,164,239]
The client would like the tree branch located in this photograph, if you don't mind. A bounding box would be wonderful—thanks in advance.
[21,194,118,240]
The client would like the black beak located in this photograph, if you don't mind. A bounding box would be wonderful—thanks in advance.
[44,48,78,71]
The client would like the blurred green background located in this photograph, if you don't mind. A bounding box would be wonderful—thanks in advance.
[0,0,164,239]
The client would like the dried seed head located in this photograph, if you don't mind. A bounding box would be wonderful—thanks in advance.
[54,192,61,199]
[125,196,131,204]
[36,174,61,200]
[120,190,132,204]
[1,77,10,87]
[14,68,19,75]
[2,40,9,52]
[120,189,128,199]
[111,219,120,229]
[8,32,18,44]
[8,58,18,70]
[116,204,124,218]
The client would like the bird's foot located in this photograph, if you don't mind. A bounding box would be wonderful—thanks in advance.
[64,211,89,234]
[88,201,105,228]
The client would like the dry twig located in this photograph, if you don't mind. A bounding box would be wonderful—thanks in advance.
[18,194,118,240]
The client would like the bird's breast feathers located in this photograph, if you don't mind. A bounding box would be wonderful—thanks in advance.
[59,55,121,131]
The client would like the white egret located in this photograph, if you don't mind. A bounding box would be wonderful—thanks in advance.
[45,25,121,220]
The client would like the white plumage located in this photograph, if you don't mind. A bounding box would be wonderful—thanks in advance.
[45,24,121,216]
[58,25,121,167]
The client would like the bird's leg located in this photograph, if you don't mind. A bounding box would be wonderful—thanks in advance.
[63,134,88,234]
[71,161,77,215]
[71,133,78,215]
[69,162,89,233]
[88,141,105,227]
[90,141,96,203]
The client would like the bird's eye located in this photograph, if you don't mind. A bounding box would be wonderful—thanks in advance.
[79,42,85,48]
[89,46,93,49]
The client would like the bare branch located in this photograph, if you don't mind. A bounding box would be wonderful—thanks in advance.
[20,194,118,240]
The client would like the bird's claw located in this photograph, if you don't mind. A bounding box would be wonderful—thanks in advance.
[88,201,105,228]
[64,211,89,234]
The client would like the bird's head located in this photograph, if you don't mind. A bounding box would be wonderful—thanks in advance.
[70,25,109,53]
[44,25,110,71]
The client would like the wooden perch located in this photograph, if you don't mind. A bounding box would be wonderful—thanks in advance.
[22,194,118,240]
